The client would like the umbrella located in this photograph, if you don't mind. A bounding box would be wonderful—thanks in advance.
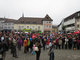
[73,31,79,34]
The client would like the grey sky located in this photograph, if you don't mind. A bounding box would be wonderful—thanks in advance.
[0,0,80,25]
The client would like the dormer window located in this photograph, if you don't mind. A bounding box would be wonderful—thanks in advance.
[21,21,24,23]
[46,17,48,19]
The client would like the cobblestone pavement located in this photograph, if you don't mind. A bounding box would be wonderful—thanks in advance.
[5,47,80,60]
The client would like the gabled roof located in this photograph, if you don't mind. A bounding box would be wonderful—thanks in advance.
[15,17,43,24]
[0,18,5,21]
[4,18,17,23]
[15,14,53,24]
[0,18,17,23]
[42,14,53,21]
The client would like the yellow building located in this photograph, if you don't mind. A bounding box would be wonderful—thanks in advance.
[14,24,43,32]
[52,25,58,33]
[14,15,53,33]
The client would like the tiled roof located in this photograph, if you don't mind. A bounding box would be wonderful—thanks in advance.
[15,17,43,24]
[0,18,5,21]
[15,14,53,24]
[42,14,53,21]
[1,18,17,23]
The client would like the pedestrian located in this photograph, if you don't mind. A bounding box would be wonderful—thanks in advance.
[11,38,18,58]
[35,41,41,60]
[62,37,65,49]
[17,37,22,50]
[30,37,33,53]
[58,38,62,49]
[27,38,30,52]
[65,37,68,49]
[24,38,28,53]
[48,45,54,60]
[43,38,46,50]
[0,38,4,60]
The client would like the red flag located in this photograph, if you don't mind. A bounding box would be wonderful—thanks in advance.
[32,34,36,39]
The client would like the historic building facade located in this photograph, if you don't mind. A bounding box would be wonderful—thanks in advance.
[14,14,53,33]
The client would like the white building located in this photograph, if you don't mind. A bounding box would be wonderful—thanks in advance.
[59,11,80,32]
[0,18,16,31]
[0,18,6,31]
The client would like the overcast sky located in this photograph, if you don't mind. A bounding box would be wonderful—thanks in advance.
[0,0,80,25]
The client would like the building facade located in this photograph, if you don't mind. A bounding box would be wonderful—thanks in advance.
[52,25,58,33]
[0,18,16,31]
[58,11,80,32]
[75,14,80,31]
[14,14,53,33]
[0,18,5,31]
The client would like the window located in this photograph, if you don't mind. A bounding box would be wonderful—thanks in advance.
[38,26,40,29]
[4,27,7,29]
[47,21,48,23]
[5,23,7,25]
[21,21,24,23]
[8,27,10,29]
[26,22,30,24]
[33,26,34,28]
[27,26,29,29]
[33,22,36,24]
[12,27,14,29]
[19,26,21,29]
[49,21,51,23]
[49,26,51,28]
[8,23,11,25]
[22,26,24,28]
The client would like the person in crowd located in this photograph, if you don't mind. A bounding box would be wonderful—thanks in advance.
[35,40,41,60]
[43,38,46,50]
[58,37,62,49]
[62,37,65,49]
[0,39,3,60]
[73,37,77,50]
[65,37,68,49]
[24,38,28,53]
[48,45,54,60]
[17,37,22,50]
[76,37,79,50]
[29,37,33,53]
[68,37,73,49]
[27,38,30,52]
[11,38,18,58]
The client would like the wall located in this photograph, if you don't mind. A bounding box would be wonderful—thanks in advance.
[14,24,43,32]
[3,23,14,30]
[64,18,75,26]
[43,21,52,32]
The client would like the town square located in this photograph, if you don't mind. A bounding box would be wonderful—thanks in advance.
[0,0,80,60]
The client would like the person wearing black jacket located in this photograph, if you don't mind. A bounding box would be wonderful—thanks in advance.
[35,41,41,60]
[0,38,8,60]
[62,37,65,49]
[0,39,3,60]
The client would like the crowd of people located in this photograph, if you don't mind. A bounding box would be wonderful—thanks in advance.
[0,31,80,60]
